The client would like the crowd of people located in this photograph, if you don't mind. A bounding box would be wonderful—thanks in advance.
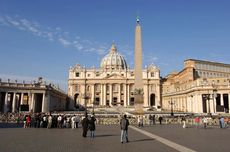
[22,113,82,129]
[20,112,97,139]
[1,112,229,128]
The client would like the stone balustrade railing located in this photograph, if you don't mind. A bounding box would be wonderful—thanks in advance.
[1,113,229,126]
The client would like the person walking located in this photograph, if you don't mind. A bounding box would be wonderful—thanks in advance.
[152,115,156,125]
[181,116,186,128]
[57,115,62,128]
[149,115,153,125]
[120,114,129,143]
[89,115,96,138]
[159,116,163,125]
[75,115,80,128]
[203,117,208,129]
[47,114,52,129]
[71,115,76,129]
[220,116,225,128]
[194,116,200,128]
[81,114,89,137]
[138,116,143,127]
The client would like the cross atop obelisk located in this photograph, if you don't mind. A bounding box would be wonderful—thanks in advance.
[134,16,144,114]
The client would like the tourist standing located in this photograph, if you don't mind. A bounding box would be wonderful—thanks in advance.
[138,116,143,127]
[152,115,156,125]
[42,115,47,128]
[203,117,208,129]
[89,115,96,138]
[120,114,129,143]
[47,114,52,129]
[220,116,225,128]
[181,116,186,128]
[149,115,153,125]
[81,114,89,137]
[159,116,163,125]
[71,115,76,129]
[23,115,27,128]
[194,116,200,128]
[26,115,31,128]
[57,115,62,128]
[75,115,80,128]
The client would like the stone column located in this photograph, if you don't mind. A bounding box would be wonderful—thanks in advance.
[193,95,197,113]
[100,84,103,106]
[103,84,106,106]
[82,83,87,107]
[109,84,113,106]
[91,84,95,106]
[146,84,149,107]
[213,94,216,113]
[127,84,130,106]
[42,93,49,113]
[197,94,202,113]
[190,96,193,113]
[118,84,121,105]
[12,93,16,112]
[20,93,24,105]
[228,93,230,113]
[157,84,161,107]
[143,84,147,107]
[124,84,127,107]
[30,93,35,112]
[220,94,224,106]
[4,92,8,113]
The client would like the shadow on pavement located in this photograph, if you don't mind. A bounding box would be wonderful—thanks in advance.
[96,134,119,138]
[130,138,155,143]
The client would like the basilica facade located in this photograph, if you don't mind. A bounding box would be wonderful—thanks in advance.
[68,43,161,109]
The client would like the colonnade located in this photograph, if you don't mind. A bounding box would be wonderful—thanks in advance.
[0,91,48,113]
[78,83,160,108]
[163,92,230,114]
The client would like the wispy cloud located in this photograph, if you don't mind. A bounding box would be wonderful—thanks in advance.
[145,56,158,63]
[59,37,71,46]
[0,14,109,55]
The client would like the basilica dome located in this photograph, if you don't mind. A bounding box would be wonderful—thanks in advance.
[100,43,127,70]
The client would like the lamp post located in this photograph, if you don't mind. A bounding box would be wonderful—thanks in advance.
[168,99,175,116]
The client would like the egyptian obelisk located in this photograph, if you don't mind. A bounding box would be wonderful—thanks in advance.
[134,16,144,114]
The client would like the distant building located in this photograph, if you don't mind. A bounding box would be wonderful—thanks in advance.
[68,43,160,109]
[0,77,68,113]
[162,59,230,114]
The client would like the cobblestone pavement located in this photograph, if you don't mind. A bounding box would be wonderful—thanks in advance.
[0,123,229,152]
[141,124,230,152]
[0,123,176,152]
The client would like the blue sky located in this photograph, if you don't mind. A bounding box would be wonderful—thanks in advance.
[0,0,230,92]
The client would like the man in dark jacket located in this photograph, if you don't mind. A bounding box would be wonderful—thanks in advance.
[81,114,89,137]
[120,114,129,143]
[89,115,96,138]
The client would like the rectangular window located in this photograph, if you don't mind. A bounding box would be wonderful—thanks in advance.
[151,72,154,77]
[75,72,80,77]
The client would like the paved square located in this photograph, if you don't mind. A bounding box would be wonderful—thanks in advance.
[0,123,230,152]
